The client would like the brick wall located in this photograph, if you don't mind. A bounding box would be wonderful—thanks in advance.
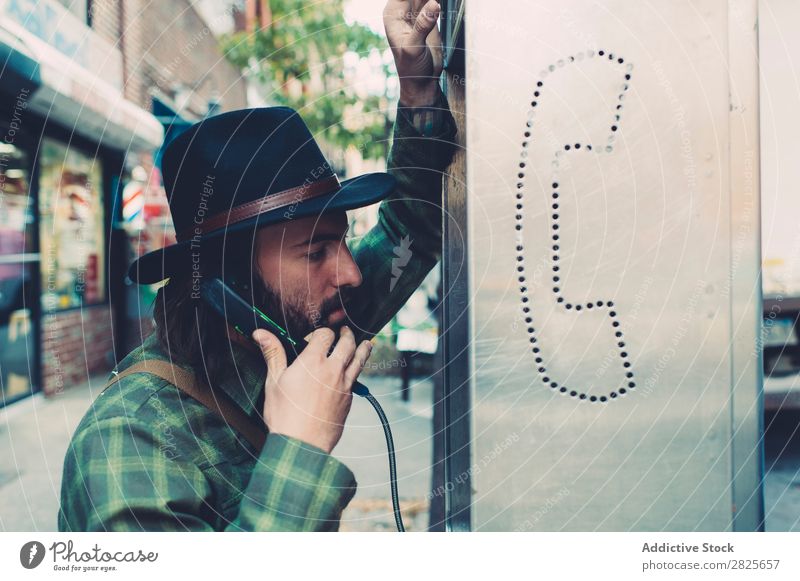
[122,0,247,115]
[87,0,121,46]
[89,0,246,114]
[85,0,146,112]
[41,306,115,396]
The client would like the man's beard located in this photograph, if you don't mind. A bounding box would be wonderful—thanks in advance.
[253,280,353,345]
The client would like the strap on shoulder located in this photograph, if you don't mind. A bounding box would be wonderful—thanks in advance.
[104,360,266,452]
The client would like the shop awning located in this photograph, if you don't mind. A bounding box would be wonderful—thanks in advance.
[0,26,40,98]
[0,17,163,152]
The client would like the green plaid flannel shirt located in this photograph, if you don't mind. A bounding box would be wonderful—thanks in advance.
[57,90,457,532]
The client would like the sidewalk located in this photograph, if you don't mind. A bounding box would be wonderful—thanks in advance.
[2,375,795,531]
[0,373,436,532]
[337,375,435,531]
[0,377,108,531]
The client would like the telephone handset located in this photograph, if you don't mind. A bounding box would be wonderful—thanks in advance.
[199,277,369,396]
[198,277,404,531]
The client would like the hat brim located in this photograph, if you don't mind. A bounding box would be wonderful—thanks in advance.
[127,172,397,284]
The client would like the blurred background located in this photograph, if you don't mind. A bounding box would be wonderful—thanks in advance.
[0,0,443,532]
[0,0,798,532]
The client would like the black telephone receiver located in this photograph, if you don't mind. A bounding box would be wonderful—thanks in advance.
[199,277,370,397]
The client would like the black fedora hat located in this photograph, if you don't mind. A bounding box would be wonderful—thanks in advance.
[128,107,396,284]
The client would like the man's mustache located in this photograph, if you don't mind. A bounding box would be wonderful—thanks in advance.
[319,289,354,320]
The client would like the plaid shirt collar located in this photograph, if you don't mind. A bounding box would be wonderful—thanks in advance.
[216,329,268,419]
[138,330,268,418]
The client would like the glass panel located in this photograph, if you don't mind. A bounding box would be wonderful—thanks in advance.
[462,0,761,530]
[0,142,36,403]
[0,264,36,404]
[38,138,105,310]
[0,142,34,253]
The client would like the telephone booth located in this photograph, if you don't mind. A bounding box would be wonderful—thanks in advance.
[437,0,763,531]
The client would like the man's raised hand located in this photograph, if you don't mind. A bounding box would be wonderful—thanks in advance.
[384,0,443,107]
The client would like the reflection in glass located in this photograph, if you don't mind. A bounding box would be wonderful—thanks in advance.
[38,139,105,311]
[0,143,35,403]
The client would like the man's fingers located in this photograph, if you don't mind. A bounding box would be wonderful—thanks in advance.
[407,0,440,47]
[304,327,336,358]
[383,0,410,23]
[383,0,411,46]
[252,329,287,380]
[425,7,443,49]
[345,340,374,385]
[330,326,357,369]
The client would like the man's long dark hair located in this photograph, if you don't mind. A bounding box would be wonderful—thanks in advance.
[151,233,268,388]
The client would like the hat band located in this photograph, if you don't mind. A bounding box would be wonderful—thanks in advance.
[178,174,341,241]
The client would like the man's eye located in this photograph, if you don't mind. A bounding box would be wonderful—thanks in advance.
[307,248,325,261]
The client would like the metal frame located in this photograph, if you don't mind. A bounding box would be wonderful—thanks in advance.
[728,0,766,531]
[440,0,472,532]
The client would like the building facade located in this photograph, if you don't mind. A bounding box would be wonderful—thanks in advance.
[0,0,247,405]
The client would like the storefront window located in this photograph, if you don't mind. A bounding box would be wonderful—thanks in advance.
[39,138,105,310]
[0,143,35,252]
[0,142,36,403]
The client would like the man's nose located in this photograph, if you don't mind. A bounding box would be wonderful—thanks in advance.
[334,247,363,289]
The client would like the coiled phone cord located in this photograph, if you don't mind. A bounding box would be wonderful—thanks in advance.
[360,389,405,532]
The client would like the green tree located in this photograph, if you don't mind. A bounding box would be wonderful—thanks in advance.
[220,0,394,162]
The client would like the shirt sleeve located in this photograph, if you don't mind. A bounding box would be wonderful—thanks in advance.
[58,417,357,532]
[347,87,458,343]
[233,433,357,531]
